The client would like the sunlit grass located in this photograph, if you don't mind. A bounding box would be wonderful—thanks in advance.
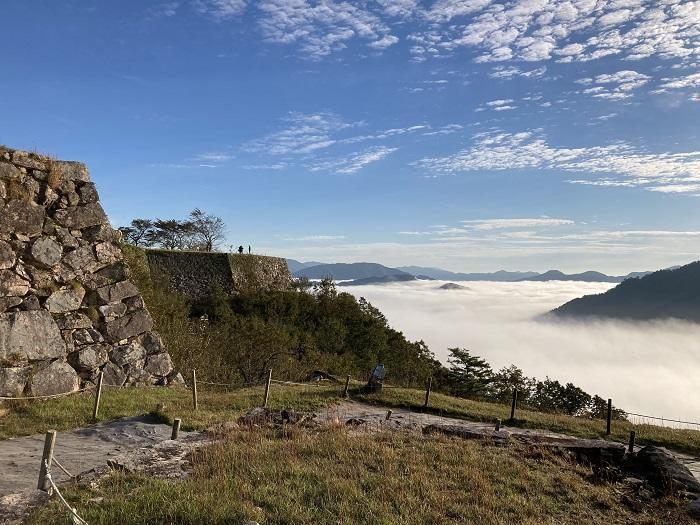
[359,387,700,455]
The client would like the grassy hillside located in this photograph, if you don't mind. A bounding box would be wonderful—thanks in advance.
[29,427,694,525]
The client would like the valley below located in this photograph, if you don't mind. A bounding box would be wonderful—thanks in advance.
[343,280,700,425]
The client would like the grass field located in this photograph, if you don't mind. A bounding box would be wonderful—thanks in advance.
[359,386,700,456]
[3,381,700,456]
[27,427,694,525]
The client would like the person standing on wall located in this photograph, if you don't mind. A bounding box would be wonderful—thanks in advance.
[238,245,243,254]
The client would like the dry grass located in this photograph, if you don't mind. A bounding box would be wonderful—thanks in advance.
[358,387,700,456]
[0,383,343,440]
[27,427,693,525]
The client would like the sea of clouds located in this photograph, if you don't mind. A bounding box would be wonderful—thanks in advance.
[344,280,700,424]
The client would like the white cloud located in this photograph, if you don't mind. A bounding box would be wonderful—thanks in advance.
[579,70,652,100]
[257,0,397,59]
[488,65,547,79]
[284,234,346,241]
[409,1,700,65]
[653,72,700,94]
[193,0,246,19]
[463,218,575,230]
[308,145,397,174]
[242,112,357,155]
[416,129,700,194]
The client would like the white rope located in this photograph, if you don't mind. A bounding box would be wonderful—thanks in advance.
[52,456,74,479]
[0,386,93,401]
[270,380,319,387]
[43,460,89,525]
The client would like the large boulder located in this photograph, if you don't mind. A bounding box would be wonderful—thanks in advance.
[95,281,139,304]
[0,366,31,397]
[29,237,62,268]
[0,310,65,362]
[68,344,109,372]
[145,353,173,377]
[45,286,85,313]
[28,360,80,397]
[109,340,147,367]
[53,202,107,230]
[633,446,700,495]
[101,361,126,386]
[103,309,153,342]
[0,200,45,237]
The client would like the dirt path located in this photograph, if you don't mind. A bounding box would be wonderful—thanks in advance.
[0,415,196,497]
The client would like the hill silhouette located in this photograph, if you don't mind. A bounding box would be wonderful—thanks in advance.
[551,261,700,322]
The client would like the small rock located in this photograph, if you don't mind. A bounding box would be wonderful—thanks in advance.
[0,296,22,312]
[109,340,147,367]
[63,246,96,271]
[0,366,31,397]
[145,353,173,377]
[101,361,127,386]
[95,281,139,304]
[103,309,153,342]
[69,344,109,372]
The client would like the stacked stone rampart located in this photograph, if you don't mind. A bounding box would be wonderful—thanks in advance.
[0,147,176,398]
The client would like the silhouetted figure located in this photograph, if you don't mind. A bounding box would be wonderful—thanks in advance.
[238,245,243,254]
[248,245,251,254]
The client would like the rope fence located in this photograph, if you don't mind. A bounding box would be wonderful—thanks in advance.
[43,459,89,525]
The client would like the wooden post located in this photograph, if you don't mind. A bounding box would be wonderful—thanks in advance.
[495,419,502,431]
[606,398,612,435]
[628,430,636,453]
[191,369,198,411]
[423,376,432,408]
[509,389,518,421]
[343,375,350,397]
[92,371,104,421]
[38,430,57,491]
[386,410,392,420]
[263,368,272,408]
[171,418,181,440]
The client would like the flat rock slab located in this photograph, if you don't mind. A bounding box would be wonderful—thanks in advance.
[0,415,196,497]
[316,401,693,476]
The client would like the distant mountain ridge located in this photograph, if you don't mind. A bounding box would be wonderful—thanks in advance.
[293,262,411,280]
[551,261,700,322]
[288,260,652,284]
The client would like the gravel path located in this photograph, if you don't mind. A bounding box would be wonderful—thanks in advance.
[0,415,195,497]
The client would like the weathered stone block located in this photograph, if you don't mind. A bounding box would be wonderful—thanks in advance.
[96,281,139,304]
[145,353,173,377]
[140,331,165,355]
[28,360,80,396]
[0,270,30,297]
[109,340,147,367]
[11,151,46,171]
[53,161,90,183]
[0,366,30,397]
[63,246,96,271]
[0,162,21,181]
[55,312,93,330]
[45,286,85,313]
[68,344,109,372]
[0,200,45,237]
[0,297,22,313]
[98,302,127,319]
[29,237,62,267]
[78,182,99,204]
[0,240,15,269]
[0,310,66,362]
[95,242,122,265]
[53,202,107,230]
[102,361,126,386]
[103,309,153,342]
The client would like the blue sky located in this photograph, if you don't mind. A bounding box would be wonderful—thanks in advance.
[1,0,699,274]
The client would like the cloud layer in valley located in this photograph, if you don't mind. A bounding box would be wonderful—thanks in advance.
[344,280,700,423]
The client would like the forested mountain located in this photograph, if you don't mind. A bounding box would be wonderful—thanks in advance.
[294,263,410,280]
[551,261,700,322]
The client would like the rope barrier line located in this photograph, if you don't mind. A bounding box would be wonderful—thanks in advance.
[43,460,89,525]
[626,413,700,427]
[270,380,320,387]
[52,456,74,479]
[0,386,93,401]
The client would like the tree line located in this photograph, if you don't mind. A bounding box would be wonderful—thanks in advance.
[119,209,226,252]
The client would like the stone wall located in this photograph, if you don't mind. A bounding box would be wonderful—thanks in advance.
[144,249,292,298]
[0,147,176,398]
